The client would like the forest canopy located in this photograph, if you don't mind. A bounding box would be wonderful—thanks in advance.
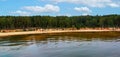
[0,15,120,29]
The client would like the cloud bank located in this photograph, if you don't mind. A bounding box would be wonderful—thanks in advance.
[51,0,120,8]
[22,4,60,13]
[12,4,60,16]
[74,7,92,15]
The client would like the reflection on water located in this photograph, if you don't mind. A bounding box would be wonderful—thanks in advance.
[0,32,120,57]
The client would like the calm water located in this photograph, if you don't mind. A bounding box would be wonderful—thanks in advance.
[0,32,120,57]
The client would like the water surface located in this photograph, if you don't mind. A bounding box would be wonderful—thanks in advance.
[0,32,120,57]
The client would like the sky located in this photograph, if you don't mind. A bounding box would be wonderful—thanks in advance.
[0,0,120,16]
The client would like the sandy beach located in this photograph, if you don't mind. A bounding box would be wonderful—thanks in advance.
[0,29,120,37]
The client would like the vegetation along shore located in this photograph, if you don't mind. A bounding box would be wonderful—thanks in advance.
[0,15,120,36]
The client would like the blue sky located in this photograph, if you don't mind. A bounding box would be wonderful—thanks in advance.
[0,0,120,16]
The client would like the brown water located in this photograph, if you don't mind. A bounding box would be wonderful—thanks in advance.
[0,32,120,57]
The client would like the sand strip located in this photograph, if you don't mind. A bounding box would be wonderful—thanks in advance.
[0,30,120,37]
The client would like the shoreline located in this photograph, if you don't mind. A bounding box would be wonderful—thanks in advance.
[0,30,120,37]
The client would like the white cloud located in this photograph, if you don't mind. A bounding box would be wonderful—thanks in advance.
[57,13,72,16]
[22,4,60,13]
[51,0,119,8]
[81,13,90,16]
[11,4,60,16]
[74,7,92,13]
[11,10,30,16]
[74,7,92,15]
[108,3,119,7]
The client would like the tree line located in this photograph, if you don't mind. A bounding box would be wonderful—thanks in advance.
[0,15,120,30]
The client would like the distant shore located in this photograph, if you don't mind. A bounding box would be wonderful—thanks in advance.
[0,29,120,37]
